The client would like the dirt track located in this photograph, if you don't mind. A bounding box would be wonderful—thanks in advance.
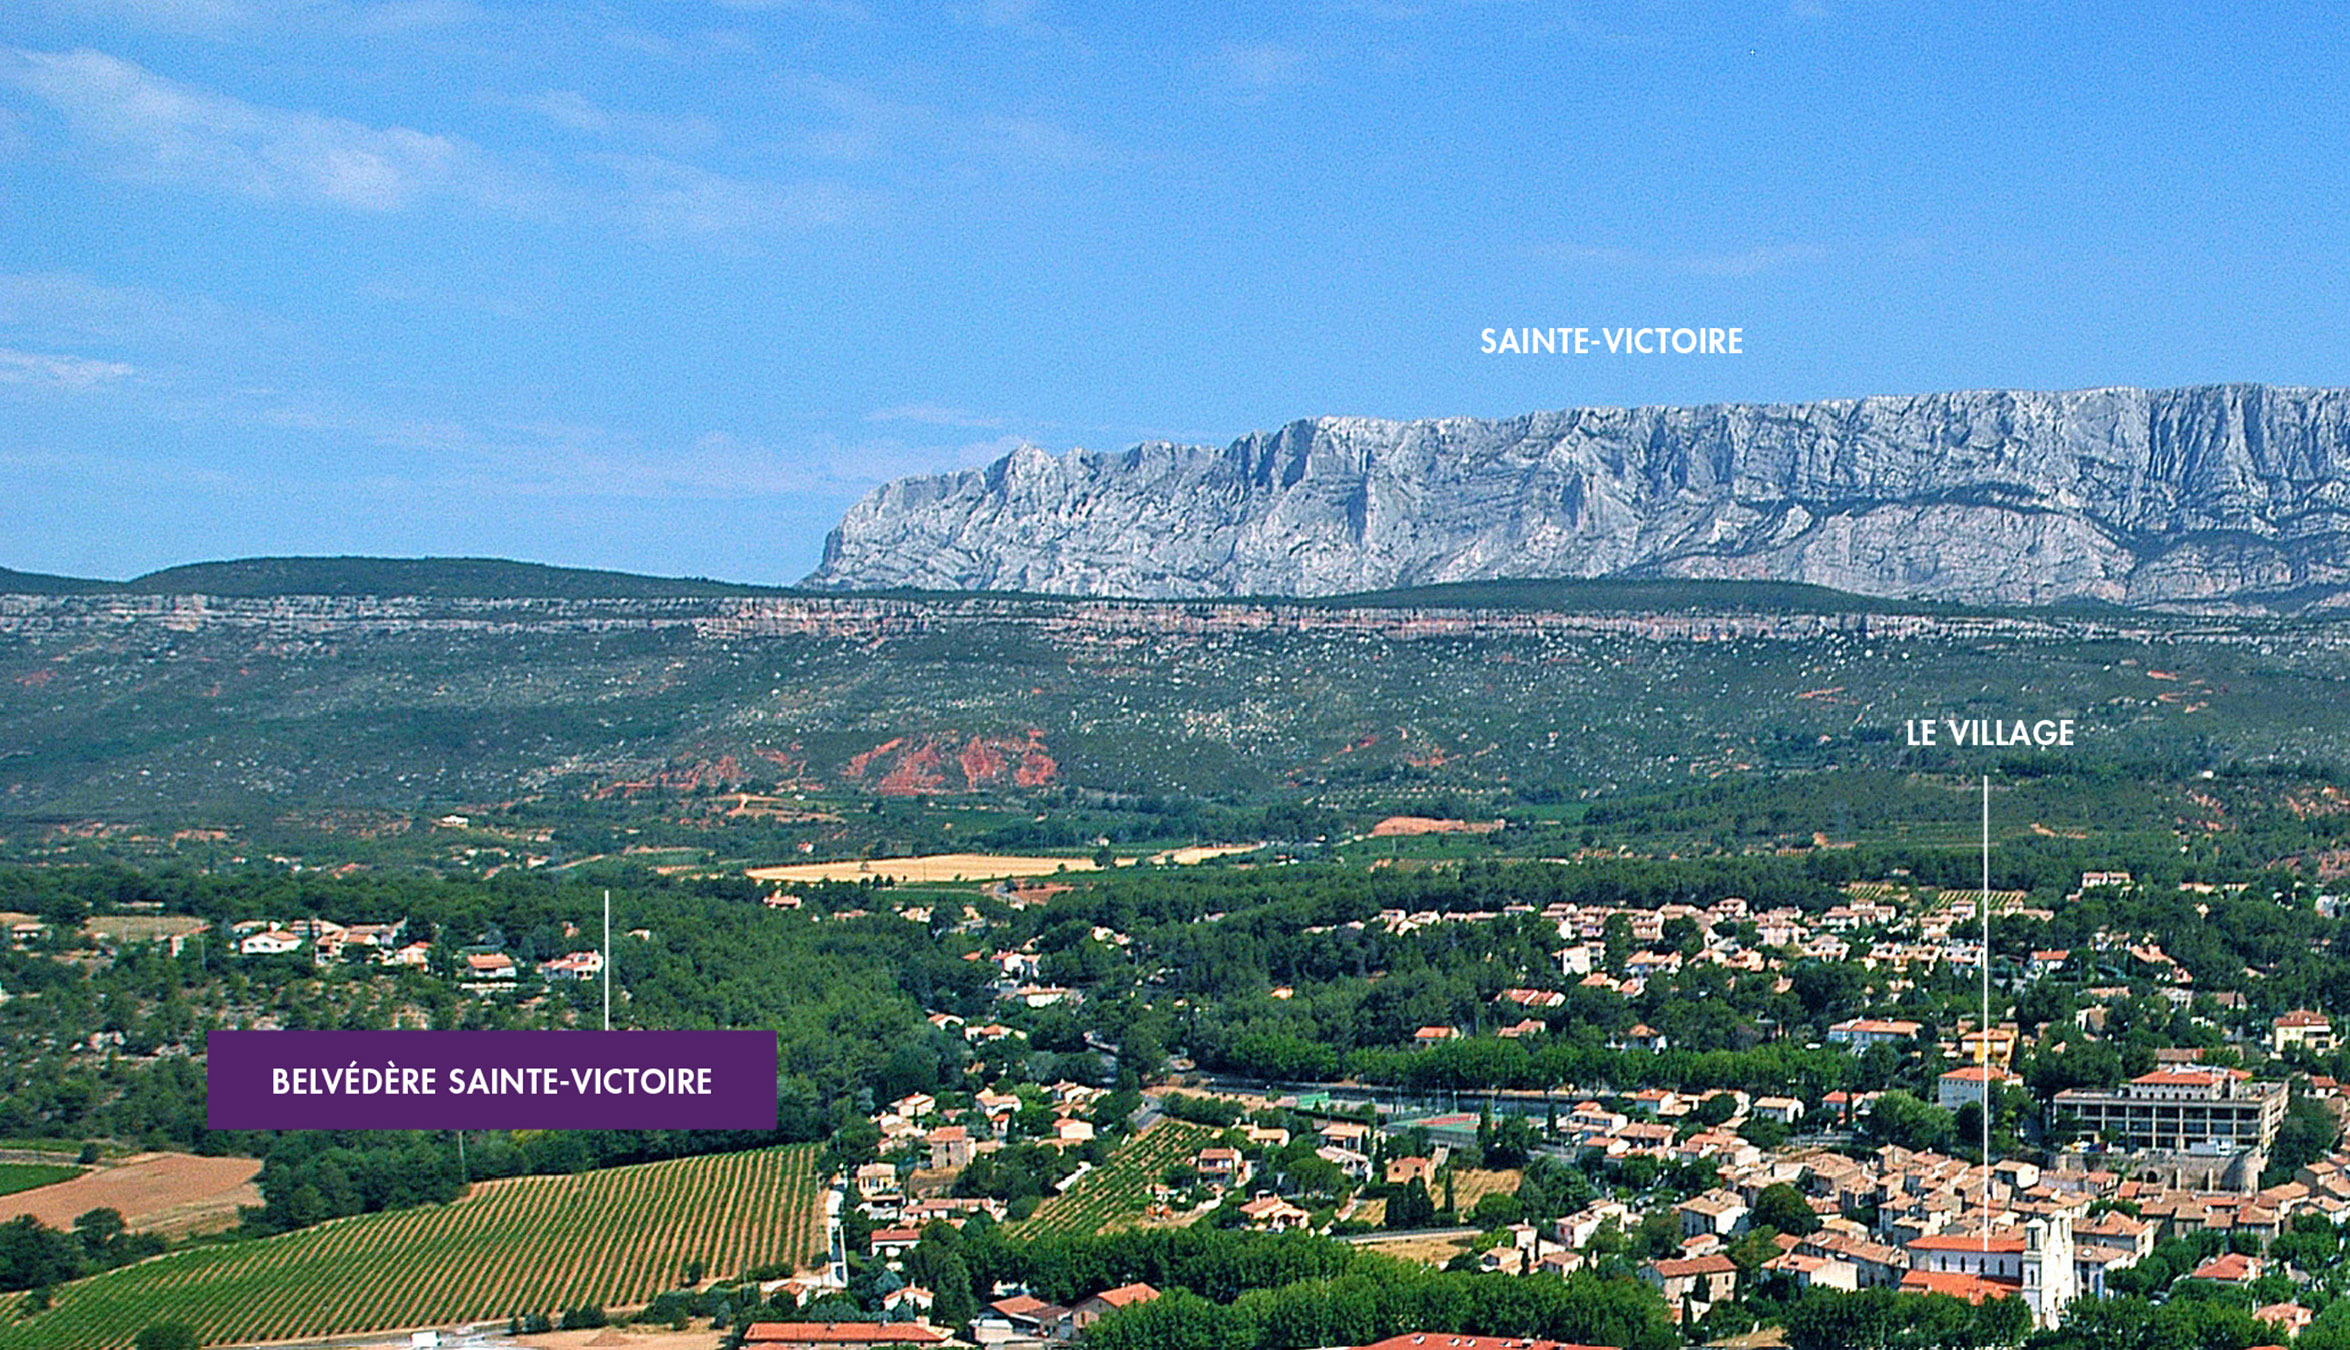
[0,1150,261,1233]
[515,1330,723,1350]
[747,852,1104,883]
[746,844,1256,884]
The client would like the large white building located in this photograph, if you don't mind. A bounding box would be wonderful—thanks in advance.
[2052,1069,2286,1153]
[1904,1215,2079,1328]
[1936,1065,2019,1113]
[1827,1017,1922,1052]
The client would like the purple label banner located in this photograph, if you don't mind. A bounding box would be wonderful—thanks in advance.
[207,1030,778,1130]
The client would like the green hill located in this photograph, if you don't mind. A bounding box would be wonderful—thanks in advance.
[0,566,119,595]
[121,556,792,600]
[1,556,799,600]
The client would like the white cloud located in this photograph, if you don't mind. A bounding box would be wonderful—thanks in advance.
[1536,240,1832,277]
[0,273,121,338]
[963,0,1037,23]
[1208,41,1313,90]
[943,0,1086,52]
[2,47,520,212]
[528,89,627,134]
[42,0,477,36]
[778,72,1107,173]
[1324,0,1432,19]
[502,425,1031,501]
[0,270,264,351]
[350,0,476,33]
[4,49,866,243]
[950,113,1107,169]
[951,0,1049,32]
[1679,243,1833,277]
[0,347,135,389]
[246,394,478,452]
[357,271,537,321]
[520,90,721,152]
[708,0,871,18]
[867,404,1011,430]
[777,74,916,163]
[330,419,893,502]
[43,0,263,33]
[815,431,1029,488]
[597,154,869,238]
[137,379,929,504]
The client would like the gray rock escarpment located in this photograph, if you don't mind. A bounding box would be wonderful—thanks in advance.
[805,384,2350,609]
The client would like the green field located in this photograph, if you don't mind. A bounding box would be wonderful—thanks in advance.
[0,1144,825,1350]
[0,1164,82,1197]
[1019,1121,1219,1238]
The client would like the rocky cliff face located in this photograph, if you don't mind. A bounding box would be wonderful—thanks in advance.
[805,385,2350,609]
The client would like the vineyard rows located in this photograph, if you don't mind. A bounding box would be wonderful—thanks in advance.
[0,1144,825,1350]
[1019,1121,1217,1238]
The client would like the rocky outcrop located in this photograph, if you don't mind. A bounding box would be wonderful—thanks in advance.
[805,385,2350,609]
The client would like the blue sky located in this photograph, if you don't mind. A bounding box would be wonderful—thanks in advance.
[4,1,2347,584]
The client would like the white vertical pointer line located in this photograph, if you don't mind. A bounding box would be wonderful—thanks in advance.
[604,888,612,1032]
[1982,773,1991,1245]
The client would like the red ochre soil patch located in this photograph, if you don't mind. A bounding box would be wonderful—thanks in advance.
[591,755,754,799]
[843,731,1059,795]
[2286,787,2350,818]
[877,741,949,796]
[960,737,1009,786]
[1012,733,1058,788]
[0,1152,262,1235]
